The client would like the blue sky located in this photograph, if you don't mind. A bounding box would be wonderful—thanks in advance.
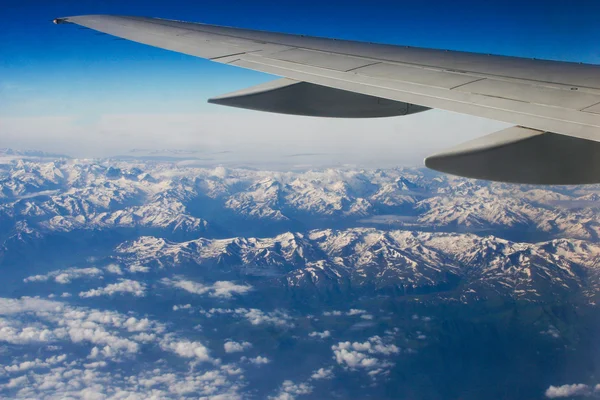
[2,0,600,163]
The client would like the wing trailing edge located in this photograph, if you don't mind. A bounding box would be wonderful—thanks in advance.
[425,126,600,184]
[209,78,429,118]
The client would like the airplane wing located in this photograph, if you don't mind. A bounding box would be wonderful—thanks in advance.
[54,15,600,184]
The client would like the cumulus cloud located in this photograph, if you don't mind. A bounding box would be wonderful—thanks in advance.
[211,281,253,298]
[332,336,400,373]
[545,383,593,398]
[24,267,103,284]
[308,331,331,339]
[269,380,313,400]
[105,264,123,275]
[4,354,66,373]
[0,297,163,357]
[131,332,157,343]
[128,264,150,273]
[224,340,252,353]
[160,336,212,362]
[0,320,59,345]
[241,309,292,327]
[541,325,561,339]
[247,356,270,365]
[1,364,244,399]
[324,309,371,318]
[323,311,343,316]
[310,367,334,380]
[161,277,252,298]
[79,279,146,298]
[123,317,151,332]
[0,297,243,399]
[201,308,293,328]
[347,309,367,316]
[0,297,62,315]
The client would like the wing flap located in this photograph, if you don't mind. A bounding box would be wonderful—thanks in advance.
[208,78,429,118]
[267,48,375,72]
[453,79,600,110]
[353,62,482,89]
[424,126,600,184]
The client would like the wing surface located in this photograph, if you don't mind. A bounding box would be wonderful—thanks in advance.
[54,15,600,183]
[55,15,600,142]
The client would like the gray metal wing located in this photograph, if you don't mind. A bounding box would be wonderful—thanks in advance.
[54,15,600,184]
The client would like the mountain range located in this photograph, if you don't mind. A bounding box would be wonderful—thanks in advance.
[0,151,599,399]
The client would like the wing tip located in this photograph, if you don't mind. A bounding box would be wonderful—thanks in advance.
[52,18,71,25]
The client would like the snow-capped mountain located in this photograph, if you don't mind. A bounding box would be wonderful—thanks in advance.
[0,156,599,243]
[0,156,597,299]
[1,151,600,400]
[114,228,598,302]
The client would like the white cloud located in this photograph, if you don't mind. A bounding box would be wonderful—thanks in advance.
[308,331,331,339]
[131,332,156,343]
[545,384,592,398]
[160,337,212,362]
[324,309,371,318]
[83,360,107,369]
[310,367,334,380]
[123,317,151,332]
[332,347,379,370]
[541,325,561,339]
[269,380,313,400]
[323,311,342,316]
[4,354,67,373]
[200,308,293,328]
[1,364,244,399]
[239,309,292,327]
[224,341,252,353]
[22,275,47,283]
[161,277,252,298]
[106,264,123,275]
[347,309,367,316]
[211,281,253,298]
[128,264,150,273]
[0,297,243,399]
[79,279,146,298]
[0,297,62,315]
[162,278,210,295]
[332,336,399,373]
[67,326,139,354]
[0,297,164,357]
[5,375,28,389]
[247,356,270,365]
[24,267,103,284]
[0,320,58,345]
